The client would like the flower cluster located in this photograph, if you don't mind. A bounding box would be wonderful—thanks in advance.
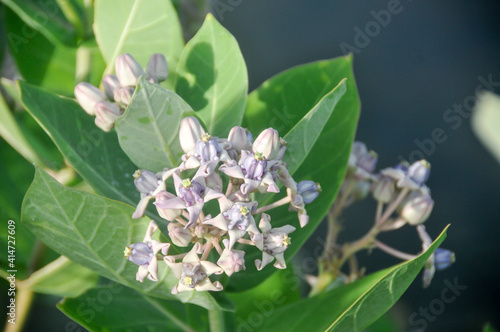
[74,53,168,131]
[124,117,319,293]
[318,141,454,288]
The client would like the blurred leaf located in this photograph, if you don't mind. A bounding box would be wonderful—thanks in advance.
[472,91,500,164]
[252,227,448,332]
[175,14,248,137]
[19,81,139,206]
[4,7,77,96]
[19,256,98,297]
[283,78,347,174]
[94,0,184,87]
[0,138,36,279]
[0,92,43,165]
[363,313,399,332]
[22,168,231,311]
[1,0,77,46]
[115,78,196,172]
[58,284,202,332]
[483,322,499,332]
[228,55,360,292]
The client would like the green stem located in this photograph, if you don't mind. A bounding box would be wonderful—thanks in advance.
[208,308,224,332]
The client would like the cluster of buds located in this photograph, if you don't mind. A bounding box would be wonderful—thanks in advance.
[319,142,454,289]
[124,117,320,294]
[74,53,168,131]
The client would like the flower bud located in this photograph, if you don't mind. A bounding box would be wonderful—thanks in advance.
[74,82,106,115]
[297,180,321,204]
[243,153,267,180]
[434,248,455,271]
[102,74,121,100]
[178,179,205,206]
[133,169,160,194]
[146,53,168,82]
[253,128,280,160]
[373,176,395,203]
[114,86,135,106]
[357,150,378,174]
[408,160,431,186]
[115,53,144,87]
[352,180,370,200]
[217,240,245,276]
[179,117,205,153]
[195,134,220,162]
[167,222,193,247]
[156,191,182,221]
[401,192,434,225]
[94,101,122,132]
[228,126,251,153]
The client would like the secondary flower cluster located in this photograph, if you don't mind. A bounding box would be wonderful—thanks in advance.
[334,142,454,287]
[124,118,320,294]
[74,53,168,131]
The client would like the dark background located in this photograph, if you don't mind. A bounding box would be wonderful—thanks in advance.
[214,1,500,331]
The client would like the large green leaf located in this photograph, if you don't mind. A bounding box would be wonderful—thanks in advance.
[18,256,98,297]
[21,168,229,311]
[4,7,77,96]
[58,285,205,332]
[249,226,448,332]
[1,0,77,46]
[227,55,360,292]
[283,78,347,175]
[19,81,139,206]
[115,78,196,172]
[94,0,184,87]
[175,14,248,137]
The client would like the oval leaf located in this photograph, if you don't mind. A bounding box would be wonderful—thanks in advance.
[21,168,228,311]
[115,78,196,172]
[94,0,184,86]
[175,14,248,137]
[251,226,449,331]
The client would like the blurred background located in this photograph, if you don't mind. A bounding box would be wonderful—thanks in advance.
[1,1,500,331]
[215,1,500,331]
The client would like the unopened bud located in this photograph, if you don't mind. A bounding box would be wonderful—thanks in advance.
[74,82,106,115]
[297,180,321,204]
[253,128,280,160]
[217,240,245,276]
[167,222,192,247]
[373,176,395,203]
[156,191,182,221]
[228,126,251,153]
[146,53,168,82]
[434,248,455,271]
[179,117,205,153]
[115,53,144,87]
[94,101,121,132]
[114,86,135,106]
[102,74,121,100]
[401,192,434,225]
[408,160,431,186]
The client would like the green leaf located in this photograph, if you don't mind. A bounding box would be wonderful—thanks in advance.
[250,226,449,332]
[228,56,360,292]
[18,256,98,297]
[94,0,184,87]
[0,92,44,166]
[19,81,139,206]
[283,78,347,175]
[115,78,196,172]
[4,7,77,96]
[58,284,201,332]
[175,14,248,137]
[1,0,77,46]
[22,168,230,311]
